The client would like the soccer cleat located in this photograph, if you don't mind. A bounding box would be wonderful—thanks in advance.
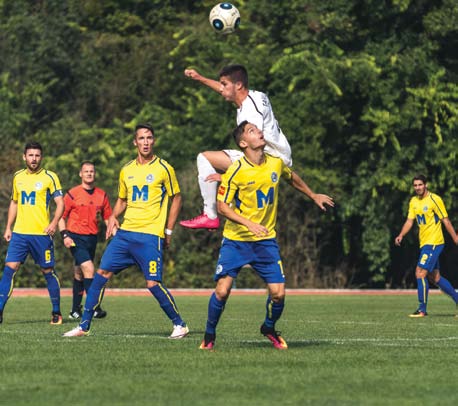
[169,324,189,339]
[179,213,220,230]
[94,307,107,319]
[199,332,216,350]
[409,309,428,318]
[50,312,63,325]
[62,326,90,337]
[260,323,288,350]
[68,308,82,320]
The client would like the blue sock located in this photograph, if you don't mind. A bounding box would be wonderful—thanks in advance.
[417,277,429,313]
[149,284,184,326]
[264,296,285,328]
[80,273,108,331]
[437,276,458,303]
[205,292,226,334]
[0,266,16,310]
[44,270,61,313]
[72,278,84,311]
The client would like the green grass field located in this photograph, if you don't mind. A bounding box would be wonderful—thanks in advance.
[1,293,458,405]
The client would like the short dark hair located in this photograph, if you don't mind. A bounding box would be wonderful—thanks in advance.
[412,174,427,184]
[135,123,154,136]
[80,160,95,169]
[24,141,42,154]
[232,120,250,148]
[219,64,248,88]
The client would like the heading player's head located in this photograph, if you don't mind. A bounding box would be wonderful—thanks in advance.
[80,161,96,186]
[232,120,266,151]
[134,123,155,159]
[412,174,427,197]
[219,65,248,88]
[23,141,43,173]
[218,65,248,104]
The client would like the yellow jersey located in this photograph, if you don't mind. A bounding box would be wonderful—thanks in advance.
[217,154,292,241]
[407,192,447,247]
[118,157,180,237]
[11,168,63,235]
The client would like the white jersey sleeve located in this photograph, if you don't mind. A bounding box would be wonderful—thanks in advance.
[236,90,292,167]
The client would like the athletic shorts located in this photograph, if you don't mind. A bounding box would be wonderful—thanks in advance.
[215,238,285,284]
[417,244,443,272]
[5,233,55,268]
[99,229,163,281]
[68,232,98,266]
[223,149,244,163]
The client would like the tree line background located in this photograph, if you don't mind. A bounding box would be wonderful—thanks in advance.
[0,0,457,289]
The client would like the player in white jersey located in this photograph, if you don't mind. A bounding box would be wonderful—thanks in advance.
[180,64,292,230]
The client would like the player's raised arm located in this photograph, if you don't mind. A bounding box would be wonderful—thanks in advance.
[184,68,222,94]
[288,172,334,211]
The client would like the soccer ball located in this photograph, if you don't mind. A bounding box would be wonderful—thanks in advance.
[209,3,241,34]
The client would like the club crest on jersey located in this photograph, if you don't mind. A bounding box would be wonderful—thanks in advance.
[35,182,43,190]
[146,174,154,184]
[423,206,428,212]
[271,172,278,182]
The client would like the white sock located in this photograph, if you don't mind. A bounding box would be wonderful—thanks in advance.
[197,153,218,219]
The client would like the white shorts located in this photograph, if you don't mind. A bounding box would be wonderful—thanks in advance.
[223,149,244,163]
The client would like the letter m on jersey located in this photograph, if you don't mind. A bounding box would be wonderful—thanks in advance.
[132,185,148,202]
[21,191,36,205]
[416,214,426,225]
[256,187,274,209]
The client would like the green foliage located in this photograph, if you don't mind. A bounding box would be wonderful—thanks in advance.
[1,0,458,287]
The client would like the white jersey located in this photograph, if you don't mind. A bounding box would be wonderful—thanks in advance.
[236,90,292,167]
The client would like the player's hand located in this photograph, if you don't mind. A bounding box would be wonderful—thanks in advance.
[246,222,269,238]
[3,229,12,242]
[44,222,57,238]
[184,68,200,80]
[164,234,172,249]
[205,173,222,182]
[394,235,403,246]
[106,216,120,239]
[313,194,335,211]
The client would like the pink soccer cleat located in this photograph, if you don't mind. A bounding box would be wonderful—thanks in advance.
[180,214,220,230]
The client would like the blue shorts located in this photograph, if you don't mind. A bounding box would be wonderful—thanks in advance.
[215,238,285,284]
[99,229,163,281]
[5,233,55,268]
[417,244,443,272]
[68,232,97,266]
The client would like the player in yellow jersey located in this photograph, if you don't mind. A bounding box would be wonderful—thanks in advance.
[395,174,458,317]
[199,121,334,350]
[64,124,189,338]
[0,141,64,325]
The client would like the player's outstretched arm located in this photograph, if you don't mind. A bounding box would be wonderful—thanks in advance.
[289,172,334,211]
[217,200,268,238]
[184,68,221,94]
[394,218,414,246]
